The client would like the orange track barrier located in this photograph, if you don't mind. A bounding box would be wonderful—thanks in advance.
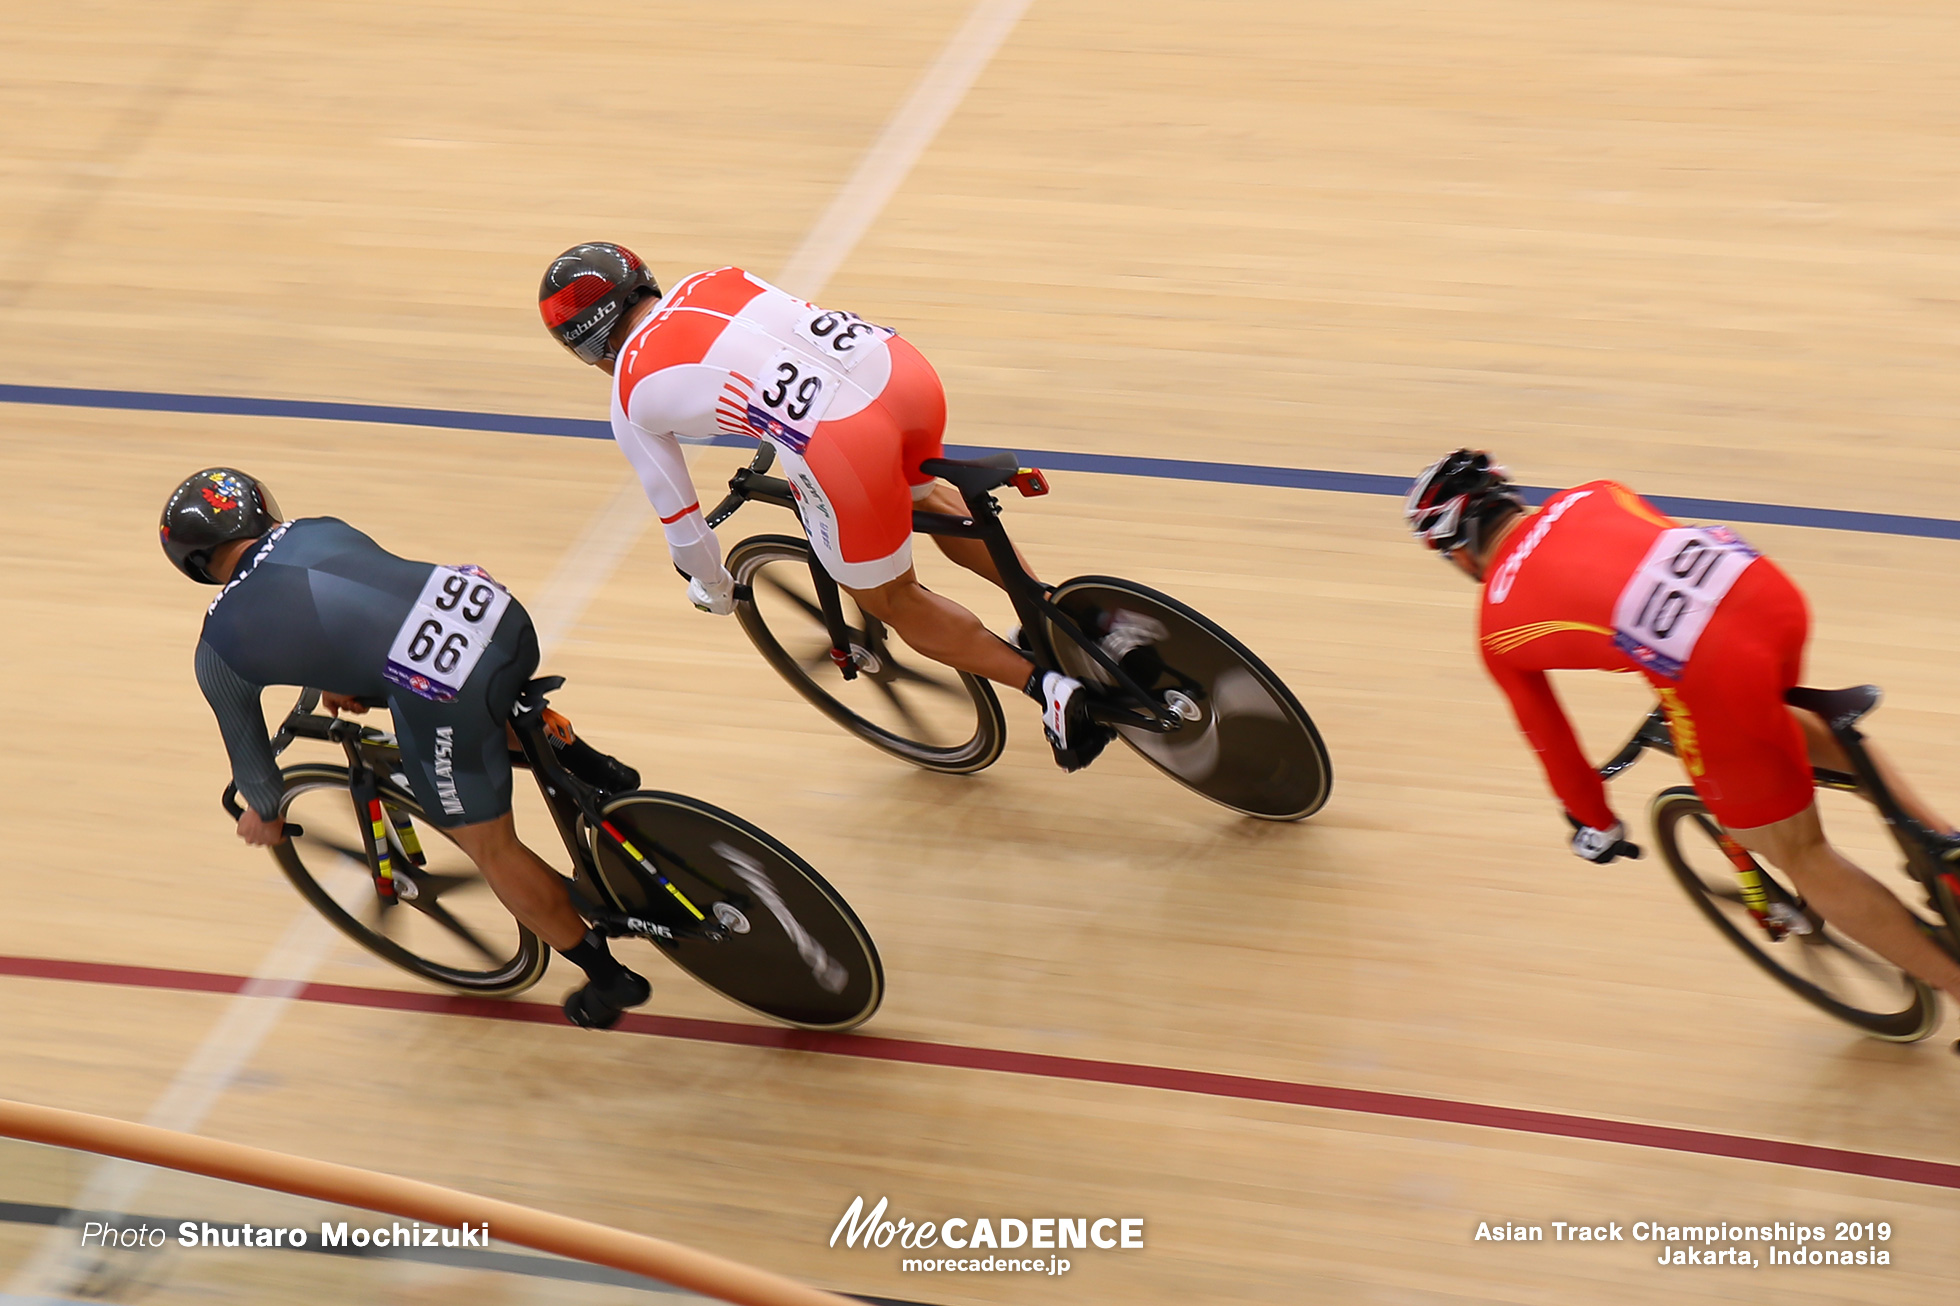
[0,1097,857,1306]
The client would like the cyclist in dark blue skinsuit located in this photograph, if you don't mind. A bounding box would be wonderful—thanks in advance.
[195,515,542,833]
[163,467,652,1029]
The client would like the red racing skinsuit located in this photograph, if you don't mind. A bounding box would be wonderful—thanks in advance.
[609,266,948,590]
[1478,481,1814,832]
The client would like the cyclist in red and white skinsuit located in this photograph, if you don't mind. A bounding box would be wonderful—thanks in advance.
[1405,450,1960,1007]
[538,243,1112,770]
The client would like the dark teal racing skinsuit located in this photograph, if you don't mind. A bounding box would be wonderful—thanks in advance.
[196,518,539,828]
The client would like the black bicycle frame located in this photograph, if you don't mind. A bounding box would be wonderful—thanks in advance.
[1603,698,1960,935]
[707,445,1180,733]
[225,683,735,947]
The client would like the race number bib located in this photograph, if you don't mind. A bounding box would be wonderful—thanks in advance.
[1611,527,1758,679]
[384,565,512,702]
[793,306,893,371]
[745,345,842,453]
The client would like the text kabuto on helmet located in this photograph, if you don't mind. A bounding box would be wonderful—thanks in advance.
[539,242,659,365]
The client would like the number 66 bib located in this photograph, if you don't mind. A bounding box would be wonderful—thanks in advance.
[1611,526,1758,680]
[384,565,512,702]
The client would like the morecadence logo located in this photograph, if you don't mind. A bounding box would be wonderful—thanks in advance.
[831,1196,1144,1275]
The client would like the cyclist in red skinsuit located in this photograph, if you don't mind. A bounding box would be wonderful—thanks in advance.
[536,243,1114,772]
[1407,450,1960,1009]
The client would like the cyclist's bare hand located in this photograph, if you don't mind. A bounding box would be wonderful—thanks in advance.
[321,692,369,717]
[237,809,288,846]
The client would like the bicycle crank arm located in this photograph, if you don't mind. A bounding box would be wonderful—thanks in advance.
[562,880,728,947]
[1086,701,1181,733]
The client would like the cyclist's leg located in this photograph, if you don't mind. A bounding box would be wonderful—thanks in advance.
[442,813,585,950]
[791,374,1033,689]
[1792,708,1957,835]
[1731,805,1960,1001]
[387,607,586,949]
[845,565,1033,688]
[1679,565,1960,999]
[885,336,1038,587]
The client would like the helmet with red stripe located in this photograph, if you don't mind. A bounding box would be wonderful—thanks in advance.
[1405,449,1525,557]
[539,242,659,365]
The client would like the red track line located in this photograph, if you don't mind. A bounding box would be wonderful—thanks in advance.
[5,953,1956,1190]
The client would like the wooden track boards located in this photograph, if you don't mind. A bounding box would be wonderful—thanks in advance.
[2,2,1958,1302]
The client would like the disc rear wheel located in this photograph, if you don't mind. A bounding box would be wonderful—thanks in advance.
[1047,576,1331,820]
[585,791,883,1030]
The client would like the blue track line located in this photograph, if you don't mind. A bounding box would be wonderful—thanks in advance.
[5,382,1957,541]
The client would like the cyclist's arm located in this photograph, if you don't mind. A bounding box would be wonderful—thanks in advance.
[609,411,727,584]
[194,641,283,820]
[1483,656,1617,830]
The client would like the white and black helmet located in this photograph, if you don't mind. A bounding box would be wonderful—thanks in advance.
[1404,449,1525,557]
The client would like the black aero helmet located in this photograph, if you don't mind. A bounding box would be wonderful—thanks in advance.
[539,242,659,364]
[1404,449,1525,557]
[160,468,283,584]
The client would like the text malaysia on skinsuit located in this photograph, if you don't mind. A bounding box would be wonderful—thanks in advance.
[1403,449,1960,1012]
[159,467,654,1029]
[536,241,1116,772]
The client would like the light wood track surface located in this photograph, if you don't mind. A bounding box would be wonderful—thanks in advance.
[3,2,1958,1303]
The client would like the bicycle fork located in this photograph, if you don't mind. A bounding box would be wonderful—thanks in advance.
[350,770,399,905]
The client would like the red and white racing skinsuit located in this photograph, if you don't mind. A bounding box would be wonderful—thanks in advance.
[1479,481,1814,832]
[610,266,948,590]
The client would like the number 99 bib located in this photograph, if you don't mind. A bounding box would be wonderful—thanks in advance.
[384,565,513,702]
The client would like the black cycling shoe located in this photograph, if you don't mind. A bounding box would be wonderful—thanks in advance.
[1050,728,1113,774]
[1036,672,1115,773]
[562,968,651,1030]
[554,737,640,795]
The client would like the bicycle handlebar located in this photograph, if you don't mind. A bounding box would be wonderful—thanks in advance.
[1598,707,1674,782]
[705,443,776,529]
[220,784,304,838]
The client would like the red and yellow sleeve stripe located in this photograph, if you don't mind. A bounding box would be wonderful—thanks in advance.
[1482,621,1613,657]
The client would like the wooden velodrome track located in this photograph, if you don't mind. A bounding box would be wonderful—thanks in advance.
[4,1,1959,1302]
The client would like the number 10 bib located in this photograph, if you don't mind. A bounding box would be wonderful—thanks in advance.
[384,565,512,702]
[1611,526,1758,679]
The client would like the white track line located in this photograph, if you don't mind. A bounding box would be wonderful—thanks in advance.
[576,0,1037,566]
[3,3,1031,1296]
[4,880,348,1299]
[774,0,1035,297]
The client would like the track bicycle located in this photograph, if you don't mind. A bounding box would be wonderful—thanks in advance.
[221,679,883,1030]
[703,443,1333,821]
[1601,684,1960,1041]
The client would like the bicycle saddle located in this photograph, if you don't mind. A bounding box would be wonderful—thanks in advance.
[1784,684,1880,728]
[920,451,1021,494]
[515,675,567,711]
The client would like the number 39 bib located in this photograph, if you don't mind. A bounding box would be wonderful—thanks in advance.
[745,346,843,454]
[1611,527,1759,679]
[384,565,512,702]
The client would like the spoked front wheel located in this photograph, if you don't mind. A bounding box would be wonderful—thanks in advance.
[727,533,1006,773]
[273,764,549,996]
[1047,576,1332,821]
[1650,786,1938,1041]
[585,791,883,1030]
